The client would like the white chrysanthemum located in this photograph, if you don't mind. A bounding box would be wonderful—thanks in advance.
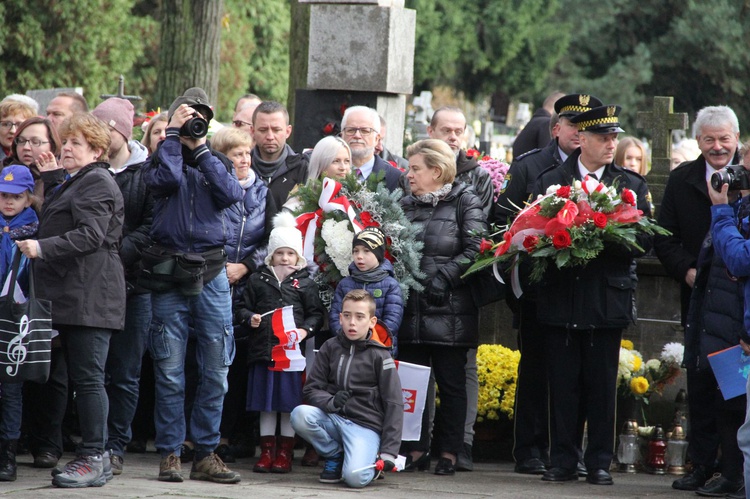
[618,348,635,381]
[661,342,684,366]
[545,184,562,195]
[646,359,661,372]
[618,364,633,382]
[321,219,354,276]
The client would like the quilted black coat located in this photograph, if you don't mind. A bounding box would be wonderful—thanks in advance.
[398,183,486,348]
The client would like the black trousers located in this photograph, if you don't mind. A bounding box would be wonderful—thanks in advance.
[399,344,468,456]
[686,367,745,480]
[512,300,549,462]
[23,345,68,457]
[544,326,621,471]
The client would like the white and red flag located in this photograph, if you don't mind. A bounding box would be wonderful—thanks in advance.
[395,360,431,441]
[266,305,306,372]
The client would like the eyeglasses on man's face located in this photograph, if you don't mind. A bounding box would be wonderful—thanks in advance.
[342,127,377,137]
[233,120,252,128]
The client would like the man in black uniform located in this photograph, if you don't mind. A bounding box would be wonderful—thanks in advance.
[532,105,651,486]
[493,94,602,476]
[494,94,603,226]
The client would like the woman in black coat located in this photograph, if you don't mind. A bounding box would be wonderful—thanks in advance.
[17,113,125,488]
[398,139,486,475]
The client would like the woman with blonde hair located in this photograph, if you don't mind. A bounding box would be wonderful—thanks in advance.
[398,139,487,475]
[306,136,352,181]
[615,137,649,175]
[141,112,168,155]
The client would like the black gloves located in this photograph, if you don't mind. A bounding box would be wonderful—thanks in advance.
[425,273,450,307]
[332,390,351,409]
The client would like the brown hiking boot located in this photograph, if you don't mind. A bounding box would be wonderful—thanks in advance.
[190,453,240,484]
[158,453,183,482]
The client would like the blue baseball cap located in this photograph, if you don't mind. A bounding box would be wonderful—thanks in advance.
[0,165,35,195]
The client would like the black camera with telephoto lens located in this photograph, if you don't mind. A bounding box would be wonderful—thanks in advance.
[179,105,209,139]
[710,164,750,192]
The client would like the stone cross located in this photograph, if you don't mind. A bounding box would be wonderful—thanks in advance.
[636,96,688,210]
[100,75,142,104]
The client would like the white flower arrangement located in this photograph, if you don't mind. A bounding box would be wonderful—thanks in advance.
[320,218,354,277]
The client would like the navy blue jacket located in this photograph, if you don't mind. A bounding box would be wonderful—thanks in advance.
[329,260,404,344]
[372,155,403,193]
[225,173,273,268]
[143,130,243,252]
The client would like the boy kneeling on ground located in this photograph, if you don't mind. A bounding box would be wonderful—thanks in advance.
[291,289,403,488]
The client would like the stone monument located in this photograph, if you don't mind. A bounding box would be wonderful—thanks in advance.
[292,0,415,154]
[636,96,689,211]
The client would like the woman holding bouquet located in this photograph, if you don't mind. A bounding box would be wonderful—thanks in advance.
[398,139,486,476]
[530,105,651,486]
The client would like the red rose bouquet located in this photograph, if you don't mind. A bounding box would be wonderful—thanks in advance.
[466,175,669,283]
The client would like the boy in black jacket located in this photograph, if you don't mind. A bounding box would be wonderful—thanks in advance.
[291,289,403,488]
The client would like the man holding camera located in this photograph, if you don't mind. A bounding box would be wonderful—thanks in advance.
[143,87,243,484]
[655,105,741,491]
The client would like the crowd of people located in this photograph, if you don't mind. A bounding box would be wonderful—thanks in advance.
[0,87,748,497]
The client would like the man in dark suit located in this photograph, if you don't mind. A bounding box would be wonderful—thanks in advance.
[533,105,651,487]
[340,106,402,192]
[654,105,741,491]
[495,94,602,477]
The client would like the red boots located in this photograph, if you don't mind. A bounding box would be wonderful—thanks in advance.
[253,436,275,473]
[271,436,295,473]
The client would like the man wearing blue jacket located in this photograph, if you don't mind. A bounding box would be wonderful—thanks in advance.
[143,88,243,485]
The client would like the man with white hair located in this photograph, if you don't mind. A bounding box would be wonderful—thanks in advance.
[340,106,402,192]
[655,105,742,493]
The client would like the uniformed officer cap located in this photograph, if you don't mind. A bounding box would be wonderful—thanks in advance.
[570,105,625,134]
[554,94,603,118]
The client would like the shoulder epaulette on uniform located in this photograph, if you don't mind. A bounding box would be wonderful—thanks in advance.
[614,164,646,182]
[514,148,542,161]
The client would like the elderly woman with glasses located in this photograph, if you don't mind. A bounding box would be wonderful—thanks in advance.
[0,101,36,162]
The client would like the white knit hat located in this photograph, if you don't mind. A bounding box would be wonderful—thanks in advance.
[265,212,307,267]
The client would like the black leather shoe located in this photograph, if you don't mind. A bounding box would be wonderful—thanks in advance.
[672,465,712,491]
[33,452,59,469]
[434,457,455,476]
[541,467,578,482]
[585,468,613,485]
[514,458,546,475]
[402,452,430,472]
[576,460,587,477]
[696,475,743,497]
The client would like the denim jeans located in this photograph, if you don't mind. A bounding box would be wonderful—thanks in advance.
[58,325,113,456]
[149,270,235,457]
[105,293,151,457]
[291,405,380,488]
[0,382,23,440]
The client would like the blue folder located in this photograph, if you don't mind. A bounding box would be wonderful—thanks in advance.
[707,345,750,400]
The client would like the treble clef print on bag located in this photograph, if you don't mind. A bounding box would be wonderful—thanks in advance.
[5,314,30,377]
[0,251,52,383]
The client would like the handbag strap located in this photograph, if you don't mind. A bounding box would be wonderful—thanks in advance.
[6,248,36,301]
[6,248,23,296]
